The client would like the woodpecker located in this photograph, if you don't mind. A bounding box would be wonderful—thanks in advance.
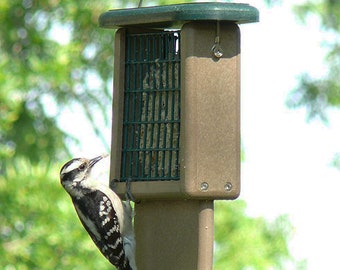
[60,154,137,270]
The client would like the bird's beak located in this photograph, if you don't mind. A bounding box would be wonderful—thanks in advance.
[89,154,107,168]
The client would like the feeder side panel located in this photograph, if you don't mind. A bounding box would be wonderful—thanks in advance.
[180,22,241,199]
[110,28,126,187]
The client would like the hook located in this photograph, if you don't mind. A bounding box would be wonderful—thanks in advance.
[211,21,224,58]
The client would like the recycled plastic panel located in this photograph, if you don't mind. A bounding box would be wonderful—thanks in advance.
[99,3,259,29]
[110,22,241,200]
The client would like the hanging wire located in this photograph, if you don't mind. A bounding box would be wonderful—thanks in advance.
[211,21,224,58]
[138,0,143,8]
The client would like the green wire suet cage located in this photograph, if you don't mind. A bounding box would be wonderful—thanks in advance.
[122,31,181,182]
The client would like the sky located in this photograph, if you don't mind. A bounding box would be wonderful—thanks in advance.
[60,1,340,269]
[239,1,340,269]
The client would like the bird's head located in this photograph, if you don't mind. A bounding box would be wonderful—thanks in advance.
[60,154,107,198]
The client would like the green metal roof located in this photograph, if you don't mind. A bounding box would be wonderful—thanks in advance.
[99,3,259,29]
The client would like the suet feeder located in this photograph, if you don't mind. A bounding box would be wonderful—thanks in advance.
[100,3,258,200]
[99,3,258,269]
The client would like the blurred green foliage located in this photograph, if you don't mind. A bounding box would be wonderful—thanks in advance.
[0,160,297,269]
[0,0,300,269]
[286,0,340,170]
[0,158,113,269]
[0,0,118,164]
[286,0,340,123]
[214,201,298,270]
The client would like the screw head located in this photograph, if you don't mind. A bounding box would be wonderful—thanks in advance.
[211,43,224,58]
[200,182,209,192]
[224,182,232,192]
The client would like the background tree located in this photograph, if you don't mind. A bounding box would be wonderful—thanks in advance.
[286,0,340,122]
[0,0,298,269]
[285,1,340,170]
[214,201,299,270]
[0,159,113,269]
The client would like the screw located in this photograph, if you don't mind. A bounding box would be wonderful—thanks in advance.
[224,182,232,191]
[200,182,209,192]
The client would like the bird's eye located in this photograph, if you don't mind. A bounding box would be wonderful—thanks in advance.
[78,164,86,171]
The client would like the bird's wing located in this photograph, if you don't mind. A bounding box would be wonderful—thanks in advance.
[73,190,131,269]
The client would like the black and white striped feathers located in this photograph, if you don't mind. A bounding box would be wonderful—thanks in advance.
[60,155,136,270]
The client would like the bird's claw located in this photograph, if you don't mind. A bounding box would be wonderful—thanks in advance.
[125,178,140,204]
